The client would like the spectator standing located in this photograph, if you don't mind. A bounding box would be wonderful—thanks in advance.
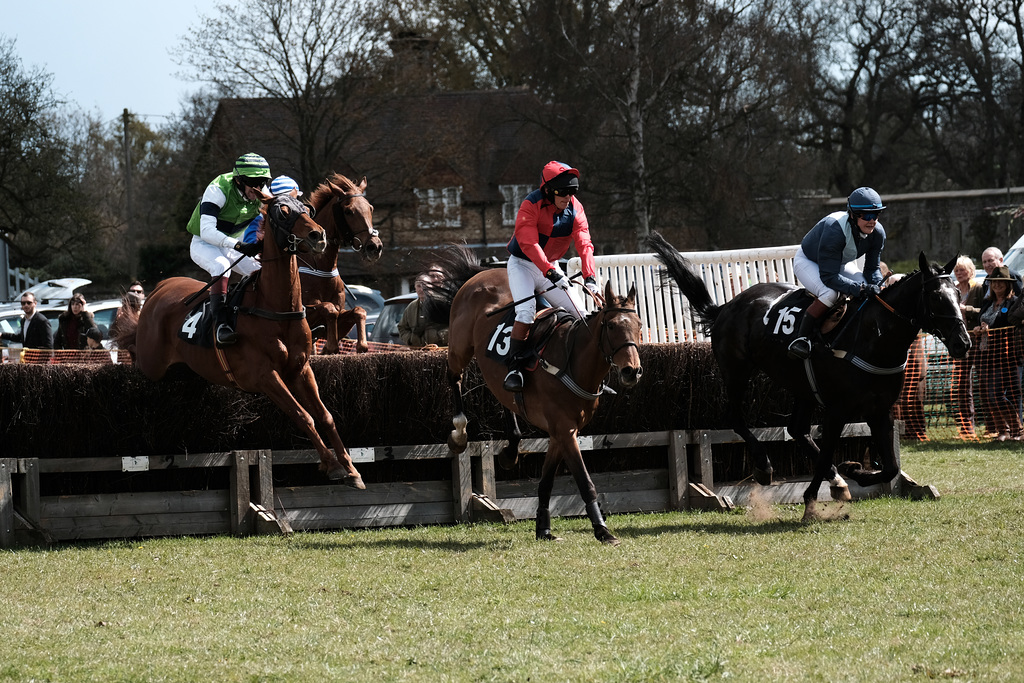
[952,256,985,439]
[109,292,144,347]
[54,293,100,350]
[1,292,54,349]
[980,246,1023,297]
[976,265,1023,441]
[884,273,928,441]
[398,272,449,347]
[127,281,145,306]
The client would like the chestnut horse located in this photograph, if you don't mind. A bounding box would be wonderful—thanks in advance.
[424,246,644,545]
[302,174,383,354]
[646,231,970,520]
[119,194,365,488]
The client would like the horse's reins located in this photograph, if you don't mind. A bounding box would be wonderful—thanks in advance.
[537,304,639,400]
[803,270,961,405]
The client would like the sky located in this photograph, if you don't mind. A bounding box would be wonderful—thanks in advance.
[4,1,220,125]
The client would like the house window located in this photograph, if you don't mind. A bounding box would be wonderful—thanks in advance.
[414,186,463,228]
[500,184,533,226]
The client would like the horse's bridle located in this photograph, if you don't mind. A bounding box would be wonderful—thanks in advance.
[871,271,964,343]
[596,305,641,365]
[331,192,379,252]
[267,195,323,255]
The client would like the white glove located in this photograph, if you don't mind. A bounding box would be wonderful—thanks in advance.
[584,276,600,295]
[545,268,571,291]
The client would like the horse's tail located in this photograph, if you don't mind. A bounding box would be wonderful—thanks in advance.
[646,231,720,333]
[421,243,490,325]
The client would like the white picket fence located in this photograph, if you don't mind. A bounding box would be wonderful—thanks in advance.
[568,245,800,343]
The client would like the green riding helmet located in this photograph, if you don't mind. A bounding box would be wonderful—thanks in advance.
[233,153,271,180]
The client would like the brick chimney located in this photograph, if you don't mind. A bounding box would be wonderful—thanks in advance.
[388,31,438,92]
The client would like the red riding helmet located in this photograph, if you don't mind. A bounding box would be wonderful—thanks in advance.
[540,161,580,192]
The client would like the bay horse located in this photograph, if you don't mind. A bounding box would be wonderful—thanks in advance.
[646,231,970,520]
[119,194,365,488]
[424,246,644,544]
[302,173,383,354]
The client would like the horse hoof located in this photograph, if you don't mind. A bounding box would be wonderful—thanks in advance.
[447,432,467,454]
[595,528,620,546]
[536,531,564,542]
[497,446,519,470]
[344,475,366,490]
[754,467,773,486]
[830,485,852,502]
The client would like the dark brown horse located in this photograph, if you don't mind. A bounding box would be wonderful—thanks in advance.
[302,174,383,354]
[647,231,970,520]
[119,194,365,488]
[424,246,643,544]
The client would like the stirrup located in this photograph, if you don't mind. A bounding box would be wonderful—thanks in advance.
[216,323,238,346]
[787,336,811,360]
[503,369,524,392]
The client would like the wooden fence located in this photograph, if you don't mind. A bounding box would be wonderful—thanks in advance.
[1,422,929,548]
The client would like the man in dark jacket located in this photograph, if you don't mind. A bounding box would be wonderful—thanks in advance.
[1,292,54,349]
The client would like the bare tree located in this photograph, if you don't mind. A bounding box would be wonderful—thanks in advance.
[174,0,392,189]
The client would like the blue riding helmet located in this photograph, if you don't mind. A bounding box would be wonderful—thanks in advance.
[847,187,886,212]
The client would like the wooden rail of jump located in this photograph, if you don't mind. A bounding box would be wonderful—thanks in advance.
[0,423,931,548]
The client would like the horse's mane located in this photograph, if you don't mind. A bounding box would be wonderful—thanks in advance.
[308,173,360,213]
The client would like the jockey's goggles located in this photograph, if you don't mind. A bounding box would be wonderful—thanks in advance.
[551,187,577,197]
[855,211,882,221]
[238,176,268,189]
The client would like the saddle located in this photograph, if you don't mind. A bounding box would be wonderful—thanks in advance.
[177,275,256,348]
[484,306,576,370]
[767,289,848,347]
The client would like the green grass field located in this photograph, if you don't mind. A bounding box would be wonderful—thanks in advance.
[1,439,1022,682]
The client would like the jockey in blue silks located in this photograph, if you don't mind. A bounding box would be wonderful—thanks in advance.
[788,186,887,359]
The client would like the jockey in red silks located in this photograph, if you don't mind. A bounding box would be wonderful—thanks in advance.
[502,160,601,392]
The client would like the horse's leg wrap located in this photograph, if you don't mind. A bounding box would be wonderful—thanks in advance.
[535,507,555,540]
[586,500,607,529]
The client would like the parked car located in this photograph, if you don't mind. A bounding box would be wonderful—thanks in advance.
[0,277,91,314]
[368,293,417,345]
[344,284,385,337]
[1,298,121,349]
[1003,234,1024,275]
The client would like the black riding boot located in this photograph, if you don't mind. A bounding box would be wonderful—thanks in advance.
[211,293,237,346]
[787,298,828,360]
[502,337,528,392]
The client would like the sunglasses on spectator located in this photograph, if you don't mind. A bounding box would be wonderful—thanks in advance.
[551,187,577,197]
[855,211,882,221]
[20,300,32,306]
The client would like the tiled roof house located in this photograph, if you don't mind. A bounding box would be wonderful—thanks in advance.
[199,83,579,295]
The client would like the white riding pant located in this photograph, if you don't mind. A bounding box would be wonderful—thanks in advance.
[793,247,866,307]
[507,255,585,324]
[190,235,261,278]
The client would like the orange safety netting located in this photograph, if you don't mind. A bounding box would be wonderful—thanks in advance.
[899,327,1024,442]
[1,338,433,366]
